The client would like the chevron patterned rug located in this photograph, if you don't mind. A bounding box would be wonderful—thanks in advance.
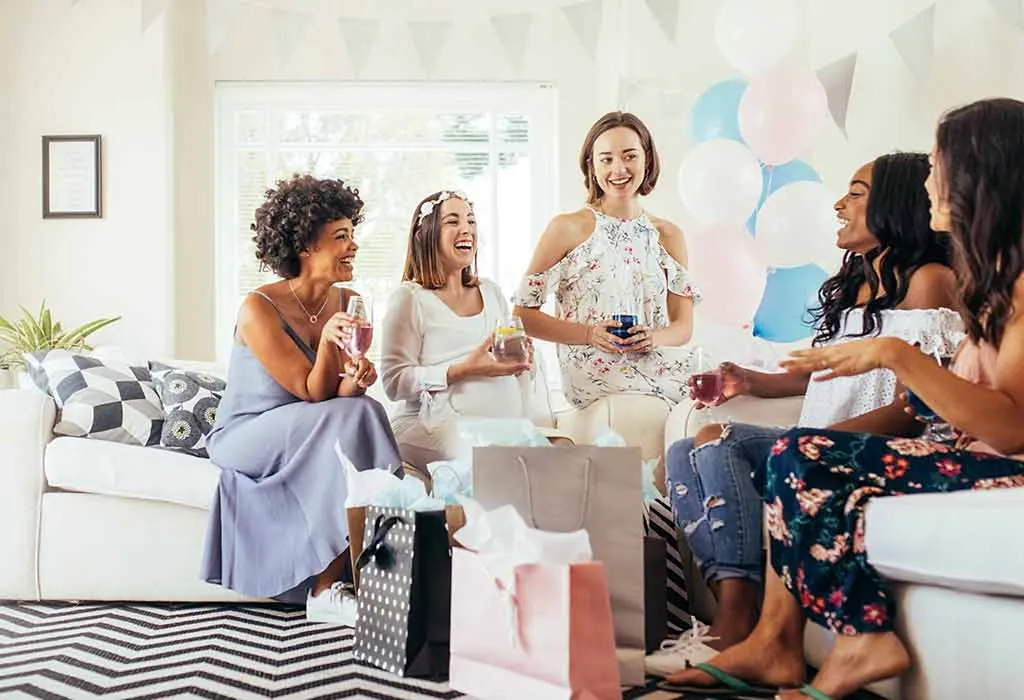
[0,602,684,699]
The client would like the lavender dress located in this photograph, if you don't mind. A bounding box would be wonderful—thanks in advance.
[201,292,402,602]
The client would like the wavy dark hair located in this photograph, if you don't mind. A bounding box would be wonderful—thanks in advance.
[809,152,949,345]
[251,174,364,279]
[936,98,1024,347]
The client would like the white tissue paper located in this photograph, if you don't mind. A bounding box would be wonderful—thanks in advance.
[452,495,592,595]
[426,459,471,505]
[337,442,445,511]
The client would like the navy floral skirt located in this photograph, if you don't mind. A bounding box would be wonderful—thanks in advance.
[763,428,1024,635]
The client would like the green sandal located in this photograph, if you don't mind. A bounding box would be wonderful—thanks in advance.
[796,685,834,700]
[656,661,779,697]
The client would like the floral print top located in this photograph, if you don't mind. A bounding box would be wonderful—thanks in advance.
[512,207,701,408]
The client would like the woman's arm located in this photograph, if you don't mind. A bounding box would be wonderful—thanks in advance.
[513,212,620,353]
[237,294,344,402]
[742,368,813,398]
[785,280,1024,454]
[827,383,923,437]
[652,220,694,348]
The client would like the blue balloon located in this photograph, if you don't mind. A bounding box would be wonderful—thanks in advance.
[746,159,822,233]
[753,264,830,342]
[691,80,747,143]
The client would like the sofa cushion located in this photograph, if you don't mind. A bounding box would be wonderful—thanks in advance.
[150,362,225,458]
[45,436,220,510]
[866,486,1024,597]
[23,350,164,446]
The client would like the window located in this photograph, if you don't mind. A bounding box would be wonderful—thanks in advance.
[214,82,558,365]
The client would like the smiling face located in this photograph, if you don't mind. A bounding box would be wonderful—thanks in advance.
[834,162,879,254]
[925,147,952,233]
[591,126,646,202]
[435,197,476,276]
[305,217,357,283]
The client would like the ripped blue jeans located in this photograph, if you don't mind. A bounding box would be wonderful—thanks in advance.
[665,423,786,586]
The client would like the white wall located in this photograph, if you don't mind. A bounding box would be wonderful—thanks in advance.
[1,0,174,358]
[3,0,1023,361]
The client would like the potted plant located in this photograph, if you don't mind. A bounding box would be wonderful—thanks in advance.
[0,302,121,389]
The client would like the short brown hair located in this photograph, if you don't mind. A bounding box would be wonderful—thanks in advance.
[402,191,479,290]
[578,111,661,204]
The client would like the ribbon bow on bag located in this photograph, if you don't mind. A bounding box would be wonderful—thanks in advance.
[355,514,404,573]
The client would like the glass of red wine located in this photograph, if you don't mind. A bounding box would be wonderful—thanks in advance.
[691,347,725,422]
[345,295,374,360]
[492,316,529,364]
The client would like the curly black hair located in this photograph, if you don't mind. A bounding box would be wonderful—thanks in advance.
[251,174,365,279]
[808,152,950,346]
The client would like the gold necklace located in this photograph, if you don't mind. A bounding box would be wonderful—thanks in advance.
[288,281,330,324]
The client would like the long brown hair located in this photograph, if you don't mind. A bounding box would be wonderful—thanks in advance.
[402,191,479,290]
[936,98,1024,347]
[578,111,661,204]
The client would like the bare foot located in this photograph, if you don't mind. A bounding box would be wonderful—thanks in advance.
[777,632,910,699]
[664,628,805,689]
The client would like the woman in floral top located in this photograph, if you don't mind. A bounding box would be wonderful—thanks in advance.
[663,98,1024,699]
[512,111,700,408]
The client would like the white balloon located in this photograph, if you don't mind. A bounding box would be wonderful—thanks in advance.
[715,0,799,76]
[677,139,763,227]
[754,181,840,268]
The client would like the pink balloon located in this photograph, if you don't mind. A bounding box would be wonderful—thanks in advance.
[738,68,828,166]
[688,226,768,327]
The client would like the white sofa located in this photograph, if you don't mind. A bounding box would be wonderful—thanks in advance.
[664,395,1024,700]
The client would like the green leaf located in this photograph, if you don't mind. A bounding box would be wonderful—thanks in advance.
[58,316,121,349]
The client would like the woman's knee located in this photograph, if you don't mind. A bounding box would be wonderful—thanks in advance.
[695,422,726,448]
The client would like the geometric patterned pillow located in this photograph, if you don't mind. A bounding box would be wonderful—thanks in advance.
[22,349,164,446]
[149,362,225,458]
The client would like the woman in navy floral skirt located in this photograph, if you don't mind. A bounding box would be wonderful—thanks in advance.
[664,98,1024,699]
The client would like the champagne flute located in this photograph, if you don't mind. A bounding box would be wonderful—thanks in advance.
[345,295,373,360]
[492,316,529,364]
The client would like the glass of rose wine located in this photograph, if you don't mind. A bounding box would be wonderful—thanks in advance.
[345,295,373,360]
[690,347,725,419]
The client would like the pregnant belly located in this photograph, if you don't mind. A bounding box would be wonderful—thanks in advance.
[448,376,524,417]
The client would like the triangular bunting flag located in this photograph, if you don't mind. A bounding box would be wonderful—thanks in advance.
[206,0,242,55]
[890,4,936,77]
[989,0,1024,30]
[562,0,603,58]
[491,13,533,74]
[408,21,453,78]
[338,18,381,77]
[817,52,857,137]
[270,8,312,67]
[644,0,679,43]
[141,0,172,33]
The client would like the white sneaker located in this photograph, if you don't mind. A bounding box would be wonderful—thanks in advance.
[644,617,719,677]
[306,582,358,625]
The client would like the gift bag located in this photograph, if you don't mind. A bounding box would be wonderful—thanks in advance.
[449,549,622,700]
[352,506,452,680]
[472,446,644,685]
[643,495,691,635]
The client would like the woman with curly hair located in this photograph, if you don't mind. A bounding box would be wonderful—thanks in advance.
[200,174,401,622]
[651,153,963,673]
[664,98,1024,699]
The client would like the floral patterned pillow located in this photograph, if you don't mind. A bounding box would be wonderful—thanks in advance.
[150,362,225,458]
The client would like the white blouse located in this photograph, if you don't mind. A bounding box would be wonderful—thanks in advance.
[798,307,966,428]
[381,279,531,429]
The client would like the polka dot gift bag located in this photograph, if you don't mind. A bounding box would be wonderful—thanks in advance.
[352,506,452,680]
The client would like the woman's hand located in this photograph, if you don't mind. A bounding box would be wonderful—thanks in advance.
[587,320,625,354]
[450,336,531,382]
[319,311,358,350]
[344,356,378,389]
[617,324,657,353]
[780,337,906,381]
[689,362,749,408]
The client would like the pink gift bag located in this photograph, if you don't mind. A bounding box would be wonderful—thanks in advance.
[449,548,622,700]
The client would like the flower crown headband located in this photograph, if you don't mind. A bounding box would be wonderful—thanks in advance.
[417,190,473,223]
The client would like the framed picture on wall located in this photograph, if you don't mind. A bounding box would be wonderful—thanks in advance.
[42,135,102,218]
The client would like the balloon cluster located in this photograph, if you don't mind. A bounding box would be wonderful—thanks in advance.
[679,0,834,342]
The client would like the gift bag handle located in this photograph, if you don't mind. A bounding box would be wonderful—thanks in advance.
[515,455,593,530]
[355,514,404,571]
